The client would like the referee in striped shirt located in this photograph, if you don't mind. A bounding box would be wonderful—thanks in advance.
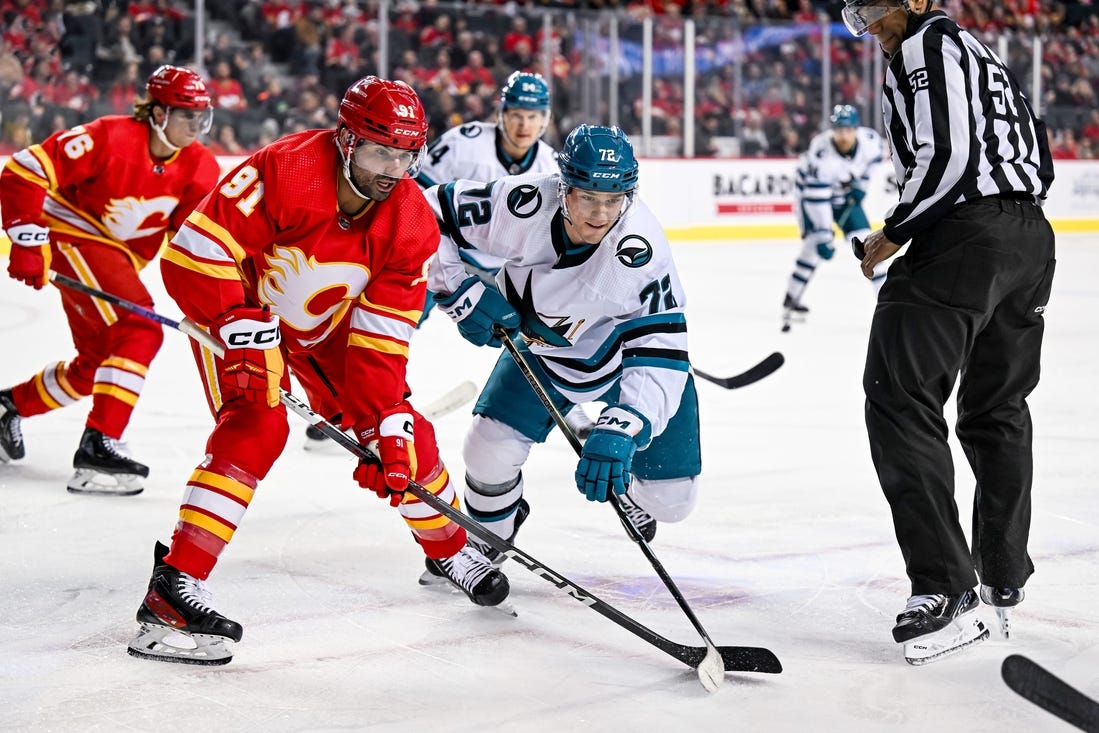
[844,0,1056,662]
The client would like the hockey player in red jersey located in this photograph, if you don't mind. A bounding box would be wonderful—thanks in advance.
[0,65,219,495]
[126,76,510,666]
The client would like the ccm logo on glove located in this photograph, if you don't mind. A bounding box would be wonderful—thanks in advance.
[9,224,50,245]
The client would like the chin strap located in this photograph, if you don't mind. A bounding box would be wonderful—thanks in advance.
[149,117,180,153]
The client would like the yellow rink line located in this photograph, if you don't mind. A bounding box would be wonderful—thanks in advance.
[664,219,1099,241]
[2,220,1098,259]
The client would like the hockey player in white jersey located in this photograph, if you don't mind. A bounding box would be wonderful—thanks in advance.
[416,70,558,189]
[782,105,886,331]
[425,124,701,558]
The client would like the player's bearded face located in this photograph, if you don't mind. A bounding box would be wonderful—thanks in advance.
[833,126,857,153]
[347,140,420,200]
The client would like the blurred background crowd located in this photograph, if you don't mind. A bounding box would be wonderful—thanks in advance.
[2,0,1097,158]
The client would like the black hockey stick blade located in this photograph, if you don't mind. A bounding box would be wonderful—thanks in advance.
[694,352,785,389]
[852,235,866,260]
[1002,654,1099,732]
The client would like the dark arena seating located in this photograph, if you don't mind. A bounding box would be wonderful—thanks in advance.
[1,0,1095,158]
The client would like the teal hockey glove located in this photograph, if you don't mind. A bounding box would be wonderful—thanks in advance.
[435,276,520,348]
[575,405,652,502]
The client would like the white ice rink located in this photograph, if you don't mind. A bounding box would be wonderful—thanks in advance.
[1,235,1096,732]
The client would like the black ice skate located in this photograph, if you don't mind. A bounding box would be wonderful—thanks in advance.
[980,584,1025,639]
[419,545,513,613]
[0,389,25,462]
[781,294,809,333]
[67,427,149,495]
[618,491,657,542]
[893,589,988,665]
[127,541,243,666]
[469,498,530,566]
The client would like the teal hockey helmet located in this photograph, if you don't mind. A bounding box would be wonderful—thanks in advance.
[499,71,551,112]
[558,124,639,193]
[830,104,860,128]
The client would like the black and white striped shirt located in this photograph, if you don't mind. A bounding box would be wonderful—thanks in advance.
[881,10,1054,244]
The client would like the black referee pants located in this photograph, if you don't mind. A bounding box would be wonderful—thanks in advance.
[864,197,1056,596]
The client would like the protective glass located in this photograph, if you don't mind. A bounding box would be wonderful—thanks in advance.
[567,189,630,219]
[350,140,424,177]
[842,0,904,36]
[168,106,214,135]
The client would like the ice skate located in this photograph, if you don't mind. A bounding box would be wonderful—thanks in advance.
[67,427,148,495]
[980,584,1025,639]
[127,541,243,665]
[617,491,657,542]
[419,544,514,614]
[892,589,989,665]
[781,294,809,333]
[0,389,25,462]
[468,498,530,566]
[564,406,596,440]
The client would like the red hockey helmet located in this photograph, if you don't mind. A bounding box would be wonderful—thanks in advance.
[146,65,211,110]
[338,76,428,152]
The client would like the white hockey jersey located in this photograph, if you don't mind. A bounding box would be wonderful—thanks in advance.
[425,173,690,439]
[415,121,558,189]
[796,126,884,206]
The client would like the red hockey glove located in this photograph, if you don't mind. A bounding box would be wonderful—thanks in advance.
[213,306,284,408]
[6,222,52,289]
[354,402,416,506]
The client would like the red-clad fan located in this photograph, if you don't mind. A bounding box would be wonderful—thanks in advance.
[125,76,511,667]
[0,65,219,495]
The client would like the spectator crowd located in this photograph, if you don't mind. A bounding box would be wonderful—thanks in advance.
[2,0,1097,159]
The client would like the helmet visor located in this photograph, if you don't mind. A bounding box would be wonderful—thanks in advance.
[168,106,213,136]
[842,1,904,36]
[350,140,425,178]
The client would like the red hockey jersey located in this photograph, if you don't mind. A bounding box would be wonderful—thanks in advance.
[161,129,441,425]
[0,115,219,267]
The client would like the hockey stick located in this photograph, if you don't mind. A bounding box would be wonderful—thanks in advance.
[496,330,769,691]
[49,273,781,680]
[1002,655,1099,732]
[420,381,478,420]
[693,352,784,389]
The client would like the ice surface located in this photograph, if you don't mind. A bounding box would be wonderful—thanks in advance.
[1,236,1096,732]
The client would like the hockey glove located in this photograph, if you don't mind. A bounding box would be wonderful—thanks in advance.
[575,405,653,502]
[816,242,836,260]
[6,222,52,289]
[845,185,867,206]
[354,401,416,506]
[434,276,520,348]
[214,306,284,408]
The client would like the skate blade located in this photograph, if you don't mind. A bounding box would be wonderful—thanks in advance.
[995,607,1013,639]
[904,615,989,665]
[67,468,144,496]
[127,623,234,665]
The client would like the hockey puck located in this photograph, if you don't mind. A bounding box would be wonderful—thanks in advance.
[781,323,791,333]
[852,236,866,260]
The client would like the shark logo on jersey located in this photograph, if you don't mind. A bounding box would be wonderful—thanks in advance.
[101,196,179,241]
[459,124,483,138]
[257,245,369,347]
[503,270,571,347]
[506,185,542,219]
[615,235,652,268]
